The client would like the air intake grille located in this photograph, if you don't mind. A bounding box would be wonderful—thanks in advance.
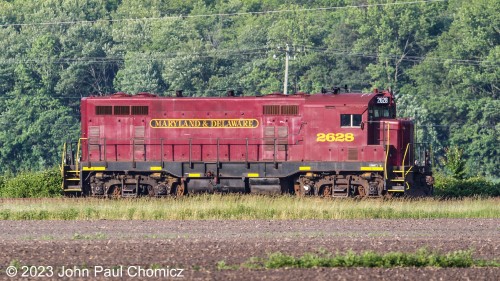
[114,106,130,115]
[263,105,280,115]
[132,106,149,115]
[95,106,112,115]
[281,105,298,115]
[263,105,299,115]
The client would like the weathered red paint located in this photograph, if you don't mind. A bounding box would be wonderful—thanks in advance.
[80,90,413,167]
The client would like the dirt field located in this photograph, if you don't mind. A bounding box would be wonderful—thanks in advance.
[0,219,498,280]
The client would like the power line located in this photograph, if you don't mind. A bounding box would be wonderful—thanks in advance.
[0,0,447,28]
[305,46,497,65]
[0,47,270,65]
[0,46,493,67]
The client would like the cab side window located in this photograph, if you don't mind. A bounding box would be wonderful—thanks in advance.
[341,114,362,127]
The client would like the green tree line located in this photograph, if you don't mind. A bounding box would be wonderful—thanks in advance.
[0,0,498,177]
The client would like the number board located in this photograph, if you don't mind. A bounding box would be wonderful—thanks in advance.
[375,96,390,105]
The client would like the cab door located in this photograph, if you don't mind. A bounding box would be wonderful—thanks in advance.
[303,105,330,161]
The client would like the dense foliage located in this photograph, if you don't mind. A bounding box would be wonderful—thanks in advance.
[0,0,498,177]
[0,168,62,198]
[433,173,500,198]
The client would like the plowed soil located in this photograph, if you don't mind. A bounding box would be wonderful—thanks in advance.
[0,219,498,280]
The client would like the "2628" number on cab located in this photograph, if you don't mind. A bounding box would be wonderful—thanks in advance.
[316,133,354,142]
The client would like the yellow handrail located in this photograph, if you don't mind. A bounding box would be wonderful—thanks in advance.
[402,143,410,167]
[60,142,66,177]
[75,138,88,174]
[384,123,390,180]
[401,143,411,179]
[405,166,413,177]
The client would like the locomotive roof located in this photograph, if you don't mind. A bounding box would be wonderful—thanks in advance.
[83,92,385,106]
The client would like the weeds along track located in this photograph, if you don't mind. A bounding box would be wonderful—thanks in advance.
[0,196,499,220]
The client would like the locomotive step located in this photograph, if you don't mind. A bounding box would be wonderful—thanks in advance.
[121,193,138,198]
[332,191,349,197]
[121,186,138,197]
[388,185,405,192]
[64,186,82,192]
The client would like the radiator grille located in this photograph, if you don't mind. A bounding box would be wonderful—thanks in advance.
[263,105,299,115]
[132,106,149,115]
[95,106,112,115]
[281,105,298,115]
[114,106,130,115]
[263,105,280,115]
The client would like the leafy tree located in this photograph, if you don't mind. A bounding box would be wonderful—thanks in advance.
[0,0,498,178]
[114,52,167,94]
[404,0,499,177]
[441,146,467,179]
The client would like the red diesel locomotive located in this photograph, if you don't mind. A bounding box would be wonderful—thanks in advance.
[61,89,433,197]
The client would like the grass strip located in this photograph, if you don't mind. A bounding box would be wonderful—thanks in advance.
[217,249,500,270]
[0,195,499,220]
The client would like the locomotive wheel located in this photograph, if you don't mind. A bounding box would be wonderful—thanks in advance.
[147,185,156,197]
[322,185,332,197]
[294,182,302,197]
[357,186,366,197]
[176,182,185,197]
[111,186,121,198]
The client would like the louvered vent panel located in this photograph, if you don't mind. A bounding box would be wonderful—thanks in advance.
[88,126,100,157]
[132,106,149,115]
[281,105,298,115]
[277,126,288,151]
[264,126,275,151]
[95,106,112,115]
[114,106,130,115]
[263,105,280,115]
[134,126,145,145]
[264,126,275,137]
[89,126,100,144]
[347,148,358,161]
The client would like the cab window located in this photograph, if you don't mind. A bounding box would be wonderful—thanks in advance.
[369,106,393,120]
[341,114,362,127]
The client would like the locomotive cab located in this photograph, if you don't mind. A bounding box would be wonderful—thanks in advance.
[367,91,395,145]
[364,90,433,196]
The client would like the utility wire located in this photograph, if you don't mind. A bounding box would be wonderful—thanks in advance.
[0,47,270,65]
[0,45,493,66]
[304,46,497,65]
[0,0,447,28]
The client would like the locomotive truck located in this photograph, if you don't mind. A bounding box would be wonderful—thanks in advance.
[61,88,433,197]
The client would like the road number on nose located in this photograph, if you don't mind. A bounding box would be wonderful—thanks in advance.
[316,133,354,142]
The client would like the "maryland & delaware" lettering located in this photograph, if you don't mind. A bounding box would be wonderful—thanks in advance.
[150,119,259,128]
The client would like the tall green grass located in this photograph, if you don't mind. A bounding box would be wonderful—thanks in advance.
[0,196,498,220]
